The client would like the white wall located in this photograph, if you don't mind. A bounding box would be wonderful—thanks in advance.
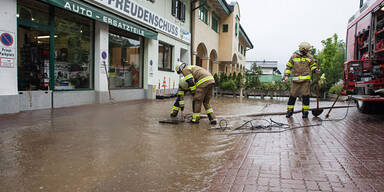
[150,34,190,92]
[0,0,17,96]
[262,68,274,75]
[94,22,110,92]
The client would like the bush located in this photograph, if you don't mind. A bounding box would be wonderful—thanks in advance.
[220,80,237,91]
[328,84,344,95]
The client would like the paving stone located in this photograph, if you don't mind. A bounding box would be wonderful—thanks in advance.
[208,105,384,191]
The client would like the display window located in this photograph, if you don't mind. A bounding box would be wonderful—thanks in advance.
[17,0,51,91]
[158,42,173,71]
[17,0,50,26]
[54,8,94,90]
[109,27,143,89]
[17,0,94,92]
[17,26,50,91]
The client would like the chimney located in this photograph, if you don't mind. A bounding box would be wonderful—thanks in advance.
[360,0,364,8]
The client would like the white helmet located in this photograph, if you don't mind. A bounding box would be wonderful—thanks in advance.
[175,62,186,73]
[179,78,189,90]
[299,42,312,52]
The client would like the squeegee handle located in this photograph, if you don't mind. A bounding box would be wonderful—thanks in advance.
[326,95,339,117]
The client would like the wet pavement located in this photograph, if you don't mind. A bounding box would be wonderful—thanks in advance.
[0,97,383,192]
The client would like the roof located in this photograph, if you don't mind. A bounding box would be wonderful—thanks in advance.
[247,60,278,68]
[239,24,253,49]
[209,0,231,16]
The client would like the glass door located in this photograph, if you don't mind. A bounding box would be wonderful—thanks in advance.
[17,25,52,110]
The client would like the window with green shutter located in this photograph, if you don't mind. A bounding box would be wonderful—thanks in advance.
[222,24,228,32]
[211,12,219,32]
[199,6,208,24]
[235,23,238,36]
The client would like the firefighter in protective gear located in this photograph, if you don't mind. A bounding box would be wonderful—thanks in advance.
[175,62,217,125]
[170,78,189,118]
[284,42,319,118]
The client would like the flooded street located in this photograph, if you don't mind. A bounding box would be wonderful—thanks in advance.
[1,97,384,192]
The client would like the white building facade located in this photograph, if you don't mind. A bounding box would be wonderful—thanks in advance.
[0,0,191,114]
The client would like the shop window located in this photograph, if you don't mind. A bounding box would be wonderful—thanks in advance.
[223,24,228,32]
[17,0,49,26]
[17,26,50,91]
[212,13,219,33]
[158,42,173,71]
[172,0,186,22]
[109,27,143,89]
[54,8,94,90]
[199,6,208,24]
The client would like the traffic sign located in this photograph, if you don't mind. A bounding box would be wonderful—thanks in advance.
[101,51,107,60]
[1,33,13,47]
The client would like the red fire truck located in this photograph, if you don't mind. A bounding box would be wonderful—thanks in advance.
[345,0,384,113]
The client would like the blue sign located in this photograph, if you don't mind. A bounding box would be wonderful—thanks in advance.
[101,51,107,60]
[1,33,13,47]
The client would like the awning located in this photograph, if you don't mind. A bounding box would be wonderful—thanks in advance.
[40,0,158,40]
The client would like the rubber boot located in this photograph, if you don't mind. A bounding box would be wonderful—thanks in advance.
[189,113,200,124]
[286,110,294,118]
[188,119,200,124]
[208,114,217,125]
[302,111,309,118]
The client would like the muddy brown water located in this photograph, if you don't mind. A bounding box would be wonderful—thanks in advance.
[0,97,339,192]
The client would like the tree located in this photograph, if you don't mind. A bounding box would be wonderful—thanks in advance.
[317,34,345,89]
[245,62,262,89]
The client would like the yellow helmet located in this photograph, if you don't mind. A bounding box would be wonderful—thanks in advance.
[299,42,312,52]
[179,78,189,90]
[175,62,186,73]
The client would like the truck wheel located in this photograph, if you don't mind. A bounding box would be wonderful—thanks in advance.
[356,100,373,114]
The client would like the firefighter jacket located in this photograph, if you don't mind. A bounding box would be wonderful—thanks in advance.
[181,65,215,91]
[285,51,317,83]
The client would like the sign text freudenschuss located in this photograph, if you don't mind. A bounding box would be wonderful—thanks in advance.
[95,0,180,37]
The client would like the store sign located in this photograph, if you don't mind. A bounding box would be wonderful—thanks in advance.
[41,0,158,40]
[92,0,191,44]
[0,30,16,68]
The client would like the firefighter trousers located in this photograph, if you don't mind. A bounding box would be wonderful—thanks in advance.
[287,95,310,113]
[192,84,216,122]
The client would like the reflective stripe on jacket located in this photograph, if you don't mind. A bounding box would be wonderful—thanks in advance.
[181,65,215,89]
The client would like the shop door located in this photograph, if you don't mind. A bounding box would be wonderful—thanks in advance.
[17,26,52,110]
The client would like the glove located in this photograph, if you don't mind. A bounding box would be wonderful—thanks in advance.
[170,111,178,118]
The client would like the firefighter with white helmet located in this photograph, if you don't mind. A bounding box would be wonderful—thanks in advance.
[284,42,320,118]
[175,62,217,125]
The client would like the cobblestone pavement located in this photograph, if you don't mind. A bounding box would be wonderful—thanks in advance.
[208,100,384,192]
[1,97,383,192]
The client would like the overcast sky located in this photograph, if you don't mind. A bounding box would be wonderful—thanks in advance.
[228,0,361,72]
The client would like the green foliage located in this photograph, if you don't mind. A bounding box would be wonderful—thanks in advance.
[213,73,219,87]
[220,80,237,91]
[317,34,345,89]
[245,62,262,89]
[328,84,344,95]
[232,72,237,80]
[256,81,289,91]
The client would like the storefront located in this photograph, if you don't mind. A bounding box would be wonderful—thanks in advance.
[0,0,191,114]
